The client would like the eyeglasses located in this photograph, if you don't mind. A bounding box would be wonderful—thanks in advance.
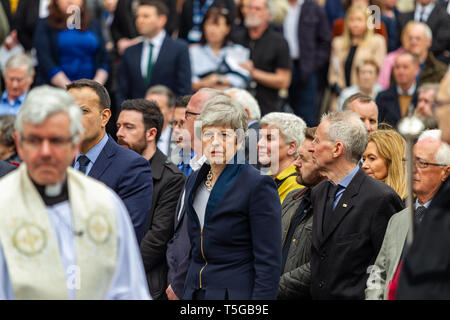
[410,157,446,169]
[21,135,73,148]
[169,119,185,128]
[432,99,450,110]
[185,110,201,120]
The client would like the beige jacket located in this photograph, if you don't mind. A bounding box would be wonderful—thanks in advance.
[365,208,410,300]
[328,34,387,89]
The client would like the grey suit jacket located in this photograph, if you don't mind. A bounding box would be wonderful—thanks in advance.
[365,207,410,300]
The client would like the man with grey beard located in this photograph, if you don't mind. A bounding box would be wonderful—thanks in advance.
[278,127,325,299]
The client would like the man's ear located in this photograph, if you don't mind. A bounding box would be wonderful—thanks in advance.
[442,165,450,181]
[334,141,345,158]
[287,141,297,157]
[146,127,158,142]
[101,108,111,128]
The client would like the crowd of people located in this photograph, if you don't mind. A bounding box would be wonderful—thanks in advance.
[0,0,449,300]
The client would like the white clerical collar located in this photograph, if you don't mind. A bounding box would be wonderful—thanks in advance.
[397,82,416,96]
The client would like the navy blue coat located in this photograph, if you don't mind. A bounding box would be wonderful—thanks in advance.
[87,136,153,244]
[183,163,282,300]
[116,35,192,105]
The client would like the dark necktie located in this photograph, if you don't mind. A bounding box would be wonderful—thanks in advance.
[145,43,154,86]
[77,155,90,174]
[415,205,427,223]
[419,7,426,22]
[323,182,342,234]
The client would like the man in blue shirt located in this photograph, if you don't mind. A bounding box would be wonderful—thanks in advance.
[0,53,34,115]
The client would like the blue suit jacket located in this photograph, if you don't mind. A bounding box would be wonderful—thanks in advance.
[116,35,192,105]
[88,136,153,244]
[183,163,282,300]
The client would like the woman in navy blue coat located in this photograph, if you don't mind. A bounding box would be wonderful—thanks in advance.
[182,94,282,300]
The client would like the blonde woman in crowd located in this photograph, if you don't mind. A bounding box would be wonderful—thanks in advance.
[328,5,387,108]
[362,128,407,200]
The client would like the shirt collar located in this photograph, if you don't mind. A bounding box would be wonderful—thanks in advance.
[75,133,109,164]
[1,91,28,105]
[397,82,416,96]
[144,29,166,47]
[248,120,259,128]
[332,165,359,189]
[415,198,432,209]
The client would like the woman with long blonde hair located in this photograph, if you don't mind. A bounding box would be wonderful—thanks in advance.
[328,5,387,110]
[362,128,407,199]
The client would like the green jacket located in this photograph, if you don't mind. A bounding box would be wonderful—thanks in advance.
[278,188,313,300]
[365,207,410,300]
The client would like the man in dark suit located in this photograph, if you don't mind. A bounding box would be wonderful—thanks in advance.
[397,0,450,63]
[283,0,330,127]
[116,0,191,106]
[67,79,153,244]
[376,51,420,127]
[116,98,185,300]
[308,110,403,299]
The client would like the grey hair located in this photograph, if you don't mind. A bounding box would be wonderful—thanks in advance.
[321,110,368,163]
[264,0,275,20]
[196,95,248,142]
[416,21,433,41]
[224,88,261,120]
[417,83,440,95]
[5,53,35,77]
[260,112,306,158]
[15,85,83,144]
[418,129,450,165]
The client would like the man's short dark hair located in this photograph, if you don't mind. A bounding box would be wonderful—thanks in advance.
[66,79,111,110]
[175,94,192,108]
[342,93,375,110]
[139,0,169,16]
[120,99,164,141]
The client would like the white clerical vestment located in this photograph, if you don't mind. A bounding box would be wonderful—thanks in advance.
[0,165,151,300]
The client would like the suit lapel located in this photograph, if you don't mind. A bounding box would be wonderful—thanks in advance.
[321,169,366,245]
[312,181,328,250]
[88,136,116,180]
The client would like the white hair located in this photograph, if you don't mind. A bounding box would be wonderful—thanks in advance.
[321,110,368,163]
[260,112,306,158]
[15,85,83,144]
[418,129,450,165]
[224,88,261,121]
[5,53,35,77]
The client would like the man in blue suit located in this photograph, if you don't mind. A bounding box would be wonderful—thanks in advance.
[67,79,153,244]
[116,0,192,106]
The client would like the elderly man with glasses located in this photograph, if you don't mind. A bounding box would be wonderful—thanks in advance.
[366,129,450,300]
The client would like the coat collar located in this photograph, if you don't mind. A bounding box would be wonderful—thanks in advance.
[149,148,167,180]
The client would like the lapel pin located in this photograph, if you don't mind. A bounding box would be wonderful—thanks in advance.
[343,203,348,208]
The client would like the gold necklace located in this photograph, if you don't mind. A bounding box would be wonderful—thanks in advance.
[204,170,213,191]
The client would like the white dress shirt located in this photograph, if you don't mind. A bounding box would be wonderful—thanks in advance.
[283,0,304,60]
[141,30,166,79]
[414,3,435,22]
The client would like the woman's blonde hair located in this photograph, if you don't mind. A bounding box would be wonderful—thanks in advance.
[342,5,374,50]
[368,129,407,199]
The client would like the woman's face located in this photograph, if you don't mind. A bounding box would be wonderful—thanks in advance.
[348,11,367,38]
[57,0,83,13]
[201,125,238,166]
[204,15,230,46]
[362,141,388,181]
[357,63,378,90]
